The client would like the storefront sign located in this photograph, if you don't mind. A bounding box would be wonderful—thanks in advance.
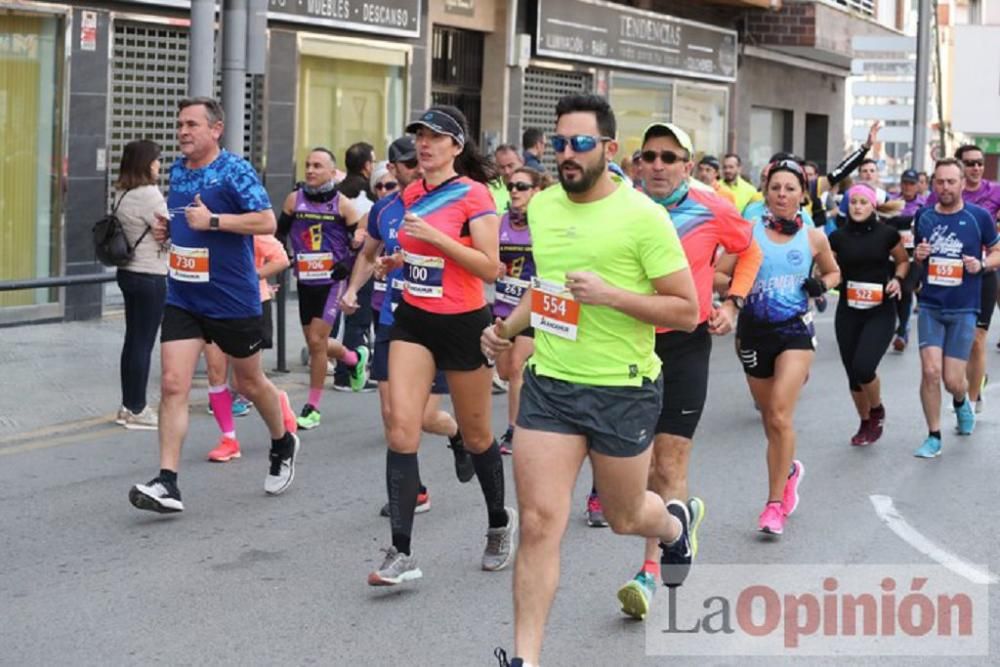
[267,0,420,38]
[444,0,475,17]
[535,0,737,83]
[81,11,98,51]
[118,1,421,39]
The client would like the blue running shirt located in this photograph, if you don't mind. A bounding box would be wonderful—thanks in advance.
[914,203,999,314]
[367,192,406,327]
[166,150,272,319]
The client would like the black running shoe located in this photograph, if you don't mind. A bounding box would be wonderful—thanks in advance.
[129,477,184,513]
[448,433,475,483]
[660,500,692,588]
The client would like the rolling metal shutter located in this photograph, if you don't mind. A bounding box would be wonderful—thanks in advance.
[521,67,592,173]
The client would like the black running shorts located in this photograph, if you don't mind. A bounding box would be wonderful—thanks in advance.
[516,365,663,458]
[655,323,712,439]
[161,305,264,359]
[738,332,815,379]
[389,301,492,371]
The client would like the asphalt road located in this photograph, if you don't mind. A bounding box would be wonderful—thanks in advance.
[2,309,999,666]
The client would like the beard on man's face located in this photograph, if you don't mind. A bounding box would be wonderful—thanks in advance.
[558,154,607,194]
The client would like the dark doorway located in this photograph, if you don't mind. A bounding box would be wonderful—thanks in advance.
[431,26,484,141]
[805,113,829,173]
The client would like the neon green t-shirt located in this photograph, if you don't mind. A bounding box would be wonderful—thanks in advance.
[526,180,689,387]
[488,179,511,214]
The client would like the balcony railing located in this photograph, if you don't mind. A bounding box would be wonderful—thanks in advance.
[826,0,876,16]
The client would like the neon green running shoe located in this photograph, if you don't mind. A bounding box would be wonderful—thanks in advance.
[687,496,705,558]
[350,345,370,392]
[617,570,657,620]
[296,404,321,430]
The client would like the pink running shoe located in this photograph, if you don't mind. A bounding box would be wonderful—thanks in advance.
[208,435,241,462]
[758,502,785,535]
[782,460,804,516]
[279,391,297,435]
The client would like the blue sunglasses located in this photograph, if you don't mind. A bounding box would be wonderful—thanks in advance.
[550,134,613,153]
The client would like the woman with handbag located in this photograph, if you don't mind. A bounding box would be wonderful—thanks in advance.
[113,139,169,429]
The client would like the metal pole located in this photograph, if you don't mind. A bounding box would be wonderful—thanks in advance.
[274,267,289,373]
[246,0,268,76]
[188,0,215,97]
[222,0,248,154]
[913,0,932,171]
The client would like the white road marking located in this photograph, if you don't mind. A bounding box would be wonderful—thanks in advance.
[869,494,998,584]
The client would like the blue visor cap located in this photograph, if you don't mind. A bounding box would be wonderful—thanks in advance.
[406,110,466,147]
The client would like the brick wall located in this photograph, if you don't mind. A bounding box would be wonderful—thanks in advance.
[744,2,817,48]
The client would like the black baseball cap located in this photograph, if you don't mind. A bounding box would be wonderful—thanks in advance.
[900,168,919,183]
[699,155,721,171]
[405,109,466,147]
[388,136,416,163]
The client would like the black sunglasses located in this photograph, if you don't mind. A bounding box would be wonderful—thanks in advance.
[963,159,984,167]
[641,150,687,165]
[375,181,398,191]
[507,181,533,192]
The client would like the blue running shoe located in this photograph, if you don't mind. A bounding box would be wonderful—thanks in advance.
[232,394,253,417]
[914,435,942,459]
[956,399,975,435]
[617,570,657,620]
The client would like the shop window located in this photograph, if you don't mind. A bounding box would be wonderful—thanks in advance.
[296,54,406,180]
[610,75,673,159]
[431,26,483,141]
[750,106,793,187]
[0,13,63,309]
[673,82,728,160]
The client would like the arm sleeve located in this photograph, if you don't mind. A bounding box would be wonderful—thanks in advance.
[727,239,763,298]
[276,210,294,243]
[826,144,870,186]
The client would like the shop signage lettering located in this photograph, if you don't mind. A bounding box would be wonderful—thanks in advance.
[536,0,737,82]
[268,0,420,37]
[117,1,420,38]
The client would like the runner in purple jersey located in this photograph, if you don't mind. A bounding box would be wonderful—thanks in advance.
[276,147,369,430]
[888,169,928,351]
[492,167,546,455]
[926,145,1000,411]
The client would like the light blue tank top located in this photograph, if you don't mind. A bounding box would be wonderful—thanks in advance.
[742,218,812,327]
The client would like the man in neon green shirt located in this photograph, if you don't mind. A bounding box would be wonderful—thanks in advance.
[482,94,699,667]
[721,152,762,214]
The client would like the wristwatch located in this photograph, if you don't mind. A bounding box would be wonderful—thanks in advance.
[727,295,745,310]
[209,214,220,230]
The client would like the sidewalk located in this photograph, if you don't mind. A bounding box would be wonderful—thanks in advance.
[0,302,312,441]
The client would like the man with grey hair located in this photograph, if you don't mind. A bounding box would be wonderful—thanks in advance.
[129,96,299,514]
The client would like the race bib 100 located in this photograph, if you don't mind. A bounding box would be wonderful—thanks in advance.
[403,251,445,298]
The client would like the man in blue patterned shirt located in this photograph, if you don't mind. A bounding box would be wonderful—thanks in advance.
[129,97,300,514]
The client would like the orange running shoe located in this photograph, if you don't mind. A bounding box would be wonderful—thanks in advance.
[208,435,241,462]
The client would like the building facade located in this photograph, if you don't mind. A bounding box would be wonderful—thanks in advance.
[0,0,902,325]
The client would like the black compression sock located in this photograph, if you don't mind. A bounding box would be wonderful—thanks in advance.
[591,484,598,496]
[271,432,294,455]
[387,450,420,553]
[471,441,507,528]
[953,397,966,409]
[929,430,941,440]
[448,431,464,448]
[159,469,177,484]
[418,485,427,495]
